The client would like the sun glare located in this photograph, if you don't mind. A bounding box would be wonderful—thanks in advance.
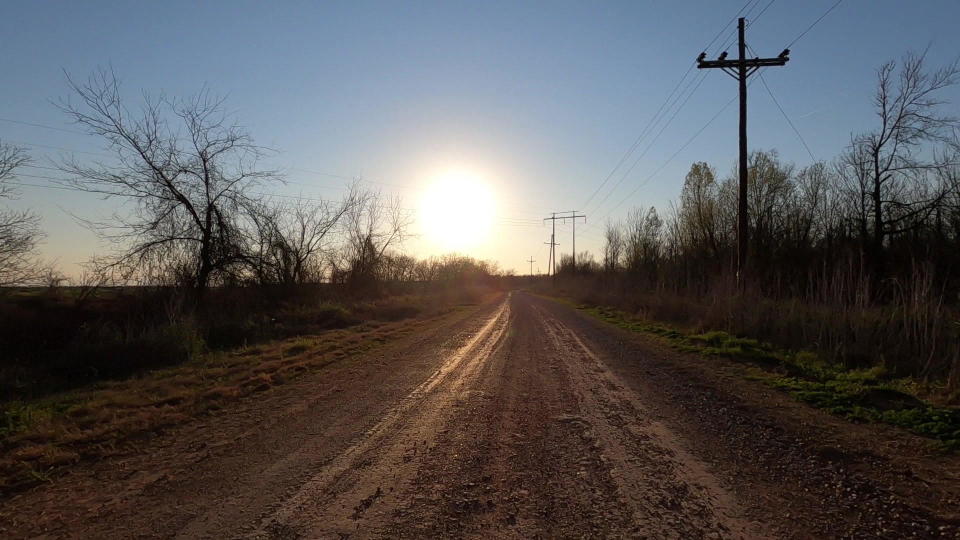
[420,171,496,251]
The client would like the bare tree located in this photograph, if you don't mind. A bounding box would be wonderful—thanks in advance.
[677,162,724,258]
[602,219,623,272]
[844,51,960,272]
[624,206,663,279]
[57,68,278,297]
[0,141,46,286]
[334,190,412,291]
[245,188,358,285]
[746,150,793,257]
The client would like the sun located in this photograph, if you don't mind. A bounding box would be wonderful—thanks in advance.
[419,171,496,251]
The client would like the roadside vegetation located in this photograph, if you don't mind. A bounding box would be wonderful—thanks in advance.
[557,301,960,451]
[545,52,960,389]
[531,52,960,449]
[0,279,503,495]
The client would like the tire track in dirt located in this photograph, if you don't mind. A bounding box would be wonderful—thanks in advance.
[379,290,633,537]
[242,295,512,539]
[375,292,765,538]
[533,302,770,538]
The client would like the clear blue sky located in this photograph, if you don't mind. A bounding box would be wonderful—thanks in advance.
[2,0,959,276]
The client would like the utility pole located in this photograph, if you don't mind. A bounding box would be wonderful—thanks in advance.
[543,212,561,279]
[696,17,789,285]
[543,238,559,283]
[545,211,586,274]
[565,211,586,270]
[527,256,536,276]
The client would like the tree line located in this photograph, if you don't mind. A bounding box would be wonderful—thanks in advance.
[563,51,960,305]
[0,68,507,298]
[551,51,960,382]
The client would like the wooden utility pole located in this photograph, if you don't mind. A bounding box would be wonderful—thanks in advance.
[696,17,789,285]
[527,256,536,276]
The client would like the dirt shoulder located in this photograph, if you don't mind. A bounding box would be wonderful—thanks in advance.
[533,293,960,538]
[0,292,505,538]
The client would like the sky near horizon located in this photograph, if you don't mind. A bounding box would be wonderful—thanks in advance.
[2,0,959,277]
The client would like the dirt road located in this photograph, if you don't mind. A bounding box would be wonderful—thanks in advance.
[3,292,959,538]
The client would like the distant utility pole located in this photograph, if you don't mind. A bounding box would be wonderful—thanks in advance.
[543,212,561,279]
[565,211,586,269]
[527,256,536,276]
[545,211,586,274]
[543,236,559,282]
[696,17,789,285]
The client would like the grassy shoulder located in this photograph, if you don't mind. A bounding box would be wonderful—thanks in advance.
[548,295,960,452]
[0,289,497,496]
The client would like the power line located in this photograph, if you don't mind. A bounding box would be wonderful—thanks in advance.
[717,0,772,53]
[715,0,764,54]
[599,90,741,222]
[748,45,817,162]
[578,1,768,240]
[586,70,711,217]
[566,1,847,260]
[581,0,758,212]
[704,0,761,54]
[580,63,696,210]
[750,0,778,25]
[0,117,85,135]
[3,119,559,214]
[698,18,791,284]
[786,0,843,49]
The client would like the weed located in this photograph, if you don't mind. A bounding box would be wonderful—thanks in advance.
[572,299,960,450]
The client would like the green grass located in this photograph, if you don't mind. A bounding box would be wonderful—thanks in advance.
[0,398,77,439]
[575,302,960,451]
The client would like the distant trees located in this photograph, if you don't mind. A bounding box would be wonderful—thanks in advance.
[675,161,725,260]
[623,206,663,279]
[0,142,45,287]
[602,220,624,273]
[332,190,413,290]
[244,190,358,286]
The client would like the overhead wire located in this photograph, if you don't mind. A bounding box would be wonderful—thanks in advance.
[598,88,742,222]
[3,123,552,222]
[585,69,711,217]
[746,43,817,162]
[786,0,843,49]
[557,0,848,255]
[580,0,758,212]
[573,0,767,244]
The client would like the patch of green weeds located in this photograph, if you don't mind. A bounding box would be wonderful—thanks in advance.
[0,399,75,439]
[571,299,960,451]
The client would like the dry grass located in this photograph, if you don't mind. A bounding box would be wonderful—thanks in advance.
[543,271,960,401]
[0,288,494,496]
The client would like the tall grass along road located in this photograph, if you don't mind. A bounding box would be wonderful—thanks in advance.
[3,292,959,538]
